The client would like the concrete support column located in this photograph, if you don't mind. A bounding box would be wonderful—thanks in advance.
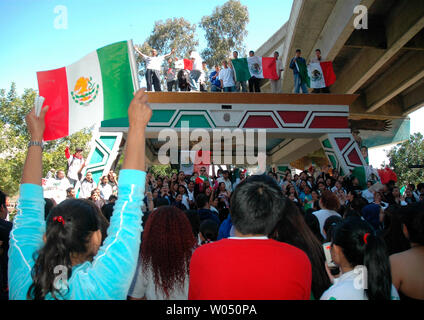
[320,133,366,176]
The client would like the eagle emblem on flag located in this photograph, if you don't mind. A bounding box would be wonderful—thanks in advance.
[310,68,323,82]
[71,76,99,106]
[249,63,262,77]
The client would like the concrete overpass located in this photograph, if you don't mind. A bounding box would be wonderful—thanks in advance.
[256,0,424,121]
[82,0,424,180]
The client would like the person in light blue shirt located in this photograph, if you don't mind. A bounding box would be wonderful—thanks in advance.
[8,88,152,300]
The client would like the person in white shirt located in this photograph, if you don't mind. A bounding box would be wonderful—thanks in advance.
[135,47,175,92]
[218,60,236,92]
[188,50,203,91]
[312,190,342,239]
[321,217,400,300]
[270,51,284,93]
[65,145,85,187]
[98,176,113,201]
[79,171,97,199]
[310,49,331,93]
[216,170,232,193]
[43,170,72,204]
[187,181,195,209]
[199,61,209,92]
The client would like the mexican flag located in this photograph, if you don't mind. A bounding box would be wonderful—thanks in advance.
[295,59,311,88]
[307,62,336,89]
[37,40,138,141]
[231,57,279,82]
[175,59,193,70]
[195,176,208,184]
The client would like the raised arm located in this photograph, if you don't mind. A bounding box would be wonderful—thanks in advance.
[86,89,152,299]
[134,46,148,60]
[164,48,176,59]
[65,145,71,159]
[122,88,151,171]
[9,105,49,300]
[21,106,49,185]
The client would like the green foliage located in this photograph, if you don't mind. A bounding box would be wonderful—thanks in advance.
[0,83,92,196]
[149,165,177,178]
[387,133,424,186]
[200,0,249,67]
[135,17,199,79]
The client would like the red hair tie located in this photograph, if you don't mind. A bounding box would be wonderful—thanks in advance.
[53,216,65,226]
[363,232,370,245]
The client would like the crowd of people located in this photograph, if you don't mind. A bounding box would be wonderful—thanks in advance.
[0,89,423,301]
[135,46,326,94]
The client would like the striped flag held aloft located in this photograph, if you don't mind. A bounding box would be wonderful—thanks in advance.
[37,40,138,141]
[231,57,279,82]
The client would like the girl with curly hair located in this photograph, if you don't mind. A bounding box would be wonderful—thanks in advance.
[128,206,196,300]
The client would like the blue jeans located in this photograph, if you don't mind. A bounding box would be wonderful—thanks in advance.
[189,70,202,91]
[224,86,236,92]
[294,73,308,94]
[211,85,222,92]
[235,81,247,92]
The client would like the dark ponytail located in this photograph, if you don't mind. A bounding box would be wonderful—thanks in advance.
[363,232,392,300]
[332,217,392,300]
[28,199,101,300]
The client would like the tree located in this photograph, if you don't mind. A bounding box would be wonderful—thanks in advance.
[149,165,178,178]
[135,17,199,81]
[200,0,249,67]
[387,133,424,186]
[0,83,92,196]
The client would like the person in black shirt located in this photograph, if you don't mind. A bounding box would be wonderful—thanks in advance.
[0,190,12,300]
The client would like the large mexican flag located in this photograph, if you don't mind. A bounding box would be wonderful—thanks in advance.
[37,40,138,141]
[308,61,336,89]
[231,56,279,82]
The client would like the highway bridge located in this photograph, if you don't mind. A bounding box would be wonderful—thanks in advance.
[83,0,424,181]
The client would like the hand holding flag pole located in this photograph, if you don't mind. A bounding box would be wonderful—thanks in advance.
[34,95,45,117]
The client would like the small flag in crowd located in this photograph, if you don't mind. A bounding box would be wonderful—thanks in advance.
[175,59,193,70]
[307,61,336,89]
[37,40,138,141]
[231,56,279,82]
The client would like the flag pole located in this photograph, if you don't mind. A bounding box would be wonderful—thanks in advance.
[128,39,140,91]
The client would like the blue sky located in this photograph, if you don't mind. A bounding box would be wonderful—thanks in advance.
[0,0,293,92]
[1,0,421,165]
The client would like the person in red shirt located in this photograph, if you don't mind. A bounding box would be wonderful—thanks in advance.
[188,175,312,300]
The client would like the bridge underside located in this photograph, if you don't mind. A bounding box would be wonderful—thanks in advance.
[255,0,423,137]
[84,93,369,182]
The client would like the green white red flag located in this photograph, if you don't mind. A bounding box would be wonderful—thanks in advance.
[37,40,138,141]
[307,61,336,89]
[231,57,279,82]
